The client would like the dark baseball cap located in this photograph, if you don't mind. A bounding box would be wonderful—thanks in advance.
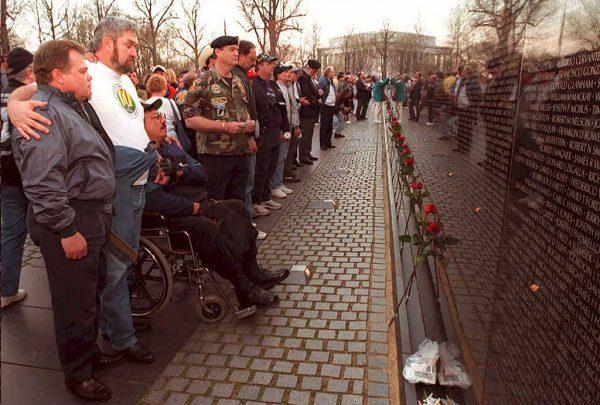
[141,98,162,112]
[274,64,292,75]
[256,53,278,65]
[7,47,33,75]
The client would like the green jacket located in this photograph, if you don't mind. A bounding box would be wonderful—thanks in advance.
[372,78,389,102]
[391,79,407,102]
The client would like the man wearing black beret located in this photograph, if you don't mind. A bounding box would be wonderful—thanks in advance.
[183,35,257,204]
[1,47,35,309]
[296,59,321,164]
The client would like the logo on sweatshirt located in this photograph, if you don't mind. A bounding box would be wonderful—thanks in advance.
[113,84,139,118]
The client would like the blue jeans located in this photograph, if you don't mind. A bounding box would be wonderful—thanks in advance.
[1,185,28,297]
[100,184,145,351]
[245,153,256,216]
[270,141,289,190]
[333,112,345,134]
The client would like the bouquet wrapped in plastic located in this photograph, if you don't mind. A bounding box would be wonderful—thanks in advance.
[402,339,439,384]
[438,341,471,388]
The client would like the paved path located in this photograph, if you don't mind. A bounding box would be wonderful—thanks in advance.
[139,120,397,405]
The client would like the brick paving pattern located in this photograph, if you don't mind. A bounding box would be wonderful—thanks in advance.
[139,120,392,404]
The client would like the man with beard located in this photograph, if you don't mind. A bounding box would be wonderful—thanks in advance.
[7,17,159,366]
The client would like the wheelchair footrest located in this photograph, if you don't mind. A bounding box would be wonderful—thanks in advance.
[234,305,257,319]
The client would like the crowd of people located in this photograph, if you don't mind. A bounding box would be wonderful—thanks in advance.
[0,16,397,402]
[0,12,483,402]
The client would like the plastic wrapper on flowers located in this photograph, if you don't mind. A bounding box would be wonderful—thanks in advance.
[403,339,439,385]
[418,394,460,405]
[438,341,471,388]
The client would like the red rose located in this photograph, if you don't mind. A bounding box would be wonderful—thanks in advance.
[403,146,411,154]
[404,158,414,166]
[395,134,405,142]
[427,221,441,234]
[410,181,423,189]
[424,203,438,215]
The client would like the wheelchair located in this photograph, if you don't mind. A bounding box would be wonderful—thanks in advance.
[128,212,256,322]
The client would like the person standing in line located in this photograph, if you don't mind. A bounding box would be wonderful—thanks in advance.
[284,68,303,179]
[318,65,337,150]
[391,73,408,123]
[252,53,288,212]
[7,17,159,366]
[408,72,423,121]
[13,39,117,401]
[371,75,389,124]
[184,35,256,203]
[296,59,321,165]
[0,47,35,309]
[231,40,264,219]
[272,63,299,196]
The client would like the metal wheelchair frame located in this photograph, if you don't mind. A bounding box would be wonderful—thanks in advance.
[129,212,256,322]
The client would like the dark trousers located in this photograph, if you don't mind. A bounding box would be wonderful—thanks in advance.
[319,105,335,148]
[299,116,316,160]
[356,99,368,119]
[409,97,421,120]
[253,140,279,204]
[285,136,299,175]
[167,200,258,287]
[27,204,110,381]
[199,154,248,202]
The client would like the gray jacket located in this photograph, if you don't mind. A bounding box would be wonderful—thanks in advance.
[13,84,116,237]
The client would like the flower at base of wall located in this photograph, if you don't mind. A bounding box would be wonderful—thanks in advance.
[410,181,424,190]
[426,221,442,234]
[424,203,438,215]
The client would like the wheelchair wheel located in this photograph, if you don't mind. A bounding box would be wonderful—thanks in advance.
[194,295,226,323]
[130,236,174,317]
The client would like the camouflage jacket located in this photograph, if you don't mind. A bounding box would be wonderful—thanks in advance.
[184,68,250,156]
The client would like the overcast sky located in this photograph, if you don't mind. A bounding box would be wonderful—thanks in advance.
[16,0,461,49]
[196,0,461,46]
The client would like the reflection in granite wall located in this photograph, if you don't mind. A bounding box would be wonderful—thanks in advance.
[410,0,599,402]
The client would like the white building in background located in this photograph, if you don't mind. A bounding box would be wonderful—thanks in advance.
[318,30,452,75]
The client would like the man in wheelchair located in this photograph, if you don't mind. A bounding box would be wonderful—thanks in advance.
[142,99,288,309]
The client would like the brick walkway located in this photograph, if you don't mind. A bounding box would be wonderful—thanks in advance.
[139,120,396,405]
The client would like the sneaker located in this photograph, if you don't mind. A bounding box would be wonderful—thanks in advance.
[263,200,282,210]
[426,122,434,126]
[1,289,27,309]
[280,185,293,195]
[256,229,267,240]
[271,188,287,199]
[346,120,351,124]
[252,204,270,217]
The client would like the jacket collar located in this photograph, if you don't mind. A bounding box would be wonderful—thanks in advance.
[38,84,79,104]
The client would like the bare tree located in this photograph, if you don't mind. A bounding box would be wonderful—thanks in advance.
[564,0,600,51]
[237,0,305,54]
[469,0,553,53]
[134,0,177,65]
[28,0,70,43]
[173,0,204,70]
[1,0,25,52]
[373,20,396,77]
[309,19,320,59]
[339,26,354,72]
[90,0,118,23]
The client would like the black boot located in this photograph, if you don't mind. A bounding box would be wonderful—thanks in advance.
[247,263,289,290]
[65,378,111,402]
[234,273,279,309]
